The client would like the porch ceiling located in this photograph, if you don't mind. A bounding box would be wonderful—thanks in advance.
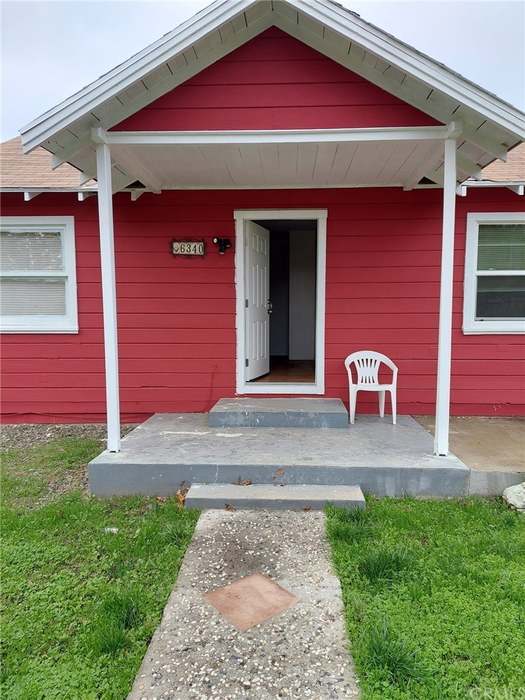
[109,137,443,189]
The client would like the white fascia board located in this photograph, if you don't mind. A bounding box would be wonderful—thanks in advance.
[19,0,525,155]
[20,0,259,152]
[1,187,97,194]
[99,125,454,145]
[291,0,525,138]
[461,179,525,188]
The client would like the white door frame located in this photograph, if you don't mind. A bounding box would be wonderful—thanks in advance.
[234,208,327,395]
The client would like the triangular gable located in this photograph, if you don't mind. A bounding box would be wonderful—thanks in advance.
[114,28,438,131]
[19,0,524,188]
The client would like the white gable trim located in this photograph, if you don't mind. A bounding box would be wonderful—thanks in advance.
[20,0,525,157]
[288,0,524,137]
[21,0,267,153]
[19,0,525,194]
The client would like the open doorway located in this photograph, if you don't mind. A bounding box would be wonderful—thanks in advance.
[234,209,327,395]
[254,219,316,383]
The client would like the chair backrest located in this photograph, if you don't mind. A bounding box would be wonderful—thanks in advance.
[344,350,398,386]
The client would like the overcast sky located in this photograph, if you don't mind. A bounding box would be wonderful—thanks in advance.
[1,0,524,141]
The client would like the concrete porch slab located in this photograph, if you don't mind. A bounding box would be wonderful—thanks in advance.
[208,397,349,428]
[89,413,470,498]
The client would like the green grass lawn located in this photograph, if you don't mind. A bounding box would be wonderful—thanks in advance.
[1,435,198,700]
[326,498,525,700]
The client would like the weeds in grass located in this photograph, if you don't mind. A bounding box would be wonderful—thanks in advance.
[326,503,369,524]
[358,546,413,583]
[364,620,427,685]
[326,499,525,699]
[89,620,128,656]
[88,588,144,657]
[326,504,374,543]
[1,437,199,698]
[101,589,144,630]
[327,519,373,543]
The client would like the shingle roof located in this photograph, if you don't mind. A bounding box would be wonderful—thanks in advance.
[0,136,96,189]
[479,142,525,182]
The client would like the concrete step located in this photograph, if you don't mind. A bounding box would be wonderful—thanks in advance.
[208,397,348,428]
[185,483,365,510]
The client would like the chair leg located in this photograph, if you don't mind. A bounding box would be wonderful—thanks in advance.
[378,390,385,418]
[349,388,357,424]
[390,389,397,425]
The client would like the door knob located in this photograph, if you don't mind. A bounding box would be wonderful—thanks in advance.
[266,299,273,314]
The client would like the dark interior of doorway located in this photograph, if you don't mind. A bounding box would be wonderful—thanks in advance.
[252,219,317,383]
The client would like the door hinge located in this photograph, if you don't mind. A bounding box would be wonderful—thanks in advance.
[245,358,249,367]
[245,299,249,308]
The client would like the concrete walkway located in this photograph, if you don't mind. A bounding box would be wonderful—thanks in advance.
[128,510,359,699]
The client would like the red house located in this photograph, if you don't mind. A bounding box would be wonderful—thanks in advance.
[1,0,524,479]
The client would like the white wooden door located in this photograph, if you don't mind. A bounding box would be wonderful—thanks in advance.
[245,221,270,381]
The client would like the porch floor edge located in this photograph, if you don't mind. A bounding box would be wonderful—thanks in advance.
[88,413,471,498]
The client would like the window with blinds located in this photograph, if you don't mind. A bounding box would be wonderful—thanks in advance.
[463,213,525,334]
[0,217,78,333]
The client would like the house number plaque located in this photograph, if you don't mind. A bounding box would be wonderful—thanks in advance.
[171,240,205,256]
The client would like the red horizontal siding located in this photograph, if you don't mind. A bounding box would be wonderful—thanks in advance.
[1,186,524,422]
[114,27,437,131]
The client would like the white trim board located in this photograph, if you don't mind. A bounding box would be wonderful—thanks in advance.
[0,216,78,333]
[234,208,327,395]
[463,211,525,335]
[19,0,523,193]
[96,125,457,145]
[20,0,524,153]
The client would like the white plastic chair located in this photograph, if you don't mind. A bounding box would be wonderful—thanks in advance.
[344,351,398,425]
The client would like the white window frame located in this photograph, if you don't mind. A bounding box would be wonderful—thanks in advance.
[463,211,525,335]
[0,216,78,333]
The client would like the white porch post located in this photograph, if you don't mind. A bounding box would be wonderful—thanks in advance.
[95,142,121,452]
[434,137,457,456]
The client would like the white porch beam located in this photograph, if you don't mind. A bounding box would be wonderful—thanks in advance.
[507,184,525,195]
[434,138,457,456]
[94,125,456,147]
[130,190,145,201]
[95,142,121,453]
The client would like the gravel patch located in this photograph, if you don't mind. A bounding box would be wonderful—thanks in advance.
[1,423,136,451]
[128,510,360,699]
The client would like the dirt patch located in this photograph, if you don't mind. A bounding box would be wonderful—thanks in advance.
[37,465,90,505]
[1,423,136,451]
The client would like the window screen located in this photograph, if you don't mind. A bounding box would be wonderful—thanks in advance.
[0,278,67,315]
[475,224,525,320]
[0,231,63,271]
